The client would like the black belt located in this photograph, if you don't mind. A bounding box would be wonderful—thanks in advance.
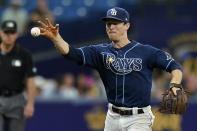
[112,106,144,115]
[0,90,22,97]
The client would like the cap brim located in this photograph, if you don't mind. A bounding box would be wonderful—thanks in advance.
[101,16,125,22]
[2,28,16,33]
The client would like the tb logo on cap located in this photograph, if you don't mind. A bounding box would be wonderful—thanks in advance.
[110,8,117,16]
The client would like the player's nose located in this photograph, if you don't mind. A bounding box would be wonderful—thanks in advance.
[110,24,116,29]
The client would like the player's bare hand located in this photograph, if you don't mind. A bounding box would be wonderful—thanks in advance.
[37,18,59,40]
[171,87,181,96]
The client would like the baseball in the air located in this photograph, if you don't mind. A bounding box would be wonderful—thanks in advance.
[31,27,40,37]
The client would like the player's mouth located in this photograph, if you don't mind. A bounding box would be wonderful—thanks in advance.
[109,31,116,34]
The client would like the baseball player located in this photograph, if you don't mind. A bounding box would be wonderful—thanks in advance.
[38,7,183,131]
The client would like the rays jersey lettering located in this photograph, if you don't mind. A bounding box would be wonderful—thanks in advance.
[101,52,142,75]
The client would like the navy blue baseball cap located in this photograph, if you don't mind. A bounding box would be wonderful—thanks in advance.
[102,7,130,23]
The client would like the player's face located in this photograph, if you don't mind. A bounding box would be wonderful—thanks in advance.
[0,30,18,45]
[106,19,129,42]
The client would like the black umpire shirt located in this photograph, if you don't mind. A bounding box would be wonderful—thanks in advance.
[0,43,36,92]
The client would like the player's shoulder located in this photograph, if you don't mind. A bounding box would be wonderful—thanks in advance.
[135,41,160,52]
[84,42,112,50]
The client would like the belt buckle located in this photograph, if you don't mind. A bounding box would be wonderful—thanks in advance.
[119,109,132,115]
[120,110,126,115]
[112,106,132,115]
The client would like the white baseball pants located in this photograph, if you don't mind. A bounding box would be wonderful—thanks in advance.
[104,103,155,131]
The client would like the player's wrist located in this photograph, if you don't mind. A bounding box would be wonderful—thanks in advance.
[52,33,61,42]
[169,83,182,90]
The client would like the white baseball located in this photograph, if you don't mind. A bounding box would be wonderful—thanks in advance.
[31,27,40,37]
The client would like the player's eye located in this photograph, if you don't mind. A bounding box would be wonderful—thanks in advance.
[106,23,111,27]
[107,23,118,27]
[106,23,111,26]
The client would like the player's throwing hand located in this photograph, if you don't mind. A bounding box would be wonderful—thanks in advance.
[37,18,59,40]
[37,18,69,55]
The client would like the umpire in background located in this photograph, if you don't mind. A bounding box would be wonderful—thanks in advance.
[0,20,37,131]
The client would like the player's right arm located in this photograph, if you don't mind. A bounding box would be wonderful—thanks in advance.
[38,18,69,55]
[37,18,99,68]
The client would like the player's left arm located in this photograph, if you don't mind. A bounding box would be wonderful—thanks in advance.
[151,49,183,95]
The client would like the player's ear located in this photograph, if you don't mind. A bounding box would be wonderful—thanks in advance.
[125,22,130,31]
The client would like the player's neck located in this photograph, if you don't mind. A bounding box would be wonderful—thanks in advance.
[0,42,15,53]
[112,38,131,49]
